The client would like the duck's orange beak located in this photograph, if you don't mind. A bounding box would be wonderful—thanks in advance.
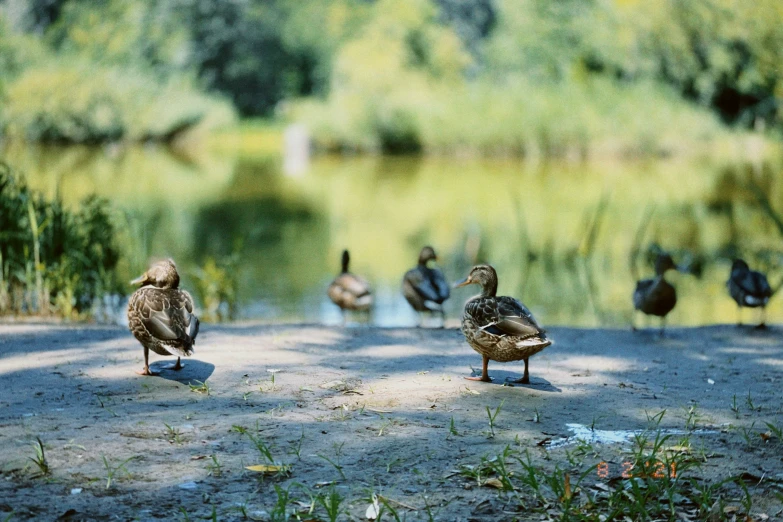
[454,276,473,288]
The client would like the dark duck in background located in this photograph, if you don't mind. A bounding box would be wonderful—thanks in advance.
[727,259,773,328]
[402,246,450,327]
[633,253,678,336]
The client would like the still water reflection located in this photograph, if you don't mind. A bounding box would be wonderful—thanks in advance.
[6,143,783,327]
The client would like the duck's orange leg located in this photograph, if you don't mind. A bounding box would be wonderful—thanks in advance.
[465,356,492,382]
[507,357,530,384]
[136,346,158,376]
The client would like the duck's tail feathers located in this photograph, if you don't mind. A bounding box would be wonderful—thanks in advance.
[354,294,373,309]
[188,316,200,345]
[745,295,769,306]
[422,300,443,312]
[515,337,552,349]
[163,343,194,358]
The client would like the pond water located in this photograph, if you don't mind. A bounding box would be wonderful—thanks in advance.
[4,141,783,327]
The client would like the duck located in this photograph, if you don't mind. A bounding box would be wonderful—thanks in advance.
[455,264,551,383]
[327,250,373,321]
[128,259,200,376]
[402,246,450,327]
[632,253,678,335]
[727,259,773,328]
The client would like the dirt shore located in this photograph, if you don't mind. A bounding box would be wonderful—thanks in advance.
[0,322,781,521]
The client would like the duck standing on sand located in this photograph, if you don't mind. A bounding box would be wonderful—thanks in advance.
[402,246,450,327]
[455,265,551,383]
[128,259,200,376]
[633,253,678,336]
[727,259,773,328]
[327,250,373,322]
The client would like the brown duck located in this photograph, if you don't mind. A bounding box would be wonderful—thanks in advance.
[327,250,373,320]
[128,259,200,375]
[632,253,677,335]
[455,265,551,383]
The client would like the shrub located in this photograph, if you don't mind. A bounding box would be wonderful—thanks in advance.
[1,60,234,144]
[0,163,123,317]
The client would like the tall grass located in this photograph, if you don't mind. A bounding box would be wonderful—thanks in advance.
[0,162,122,317]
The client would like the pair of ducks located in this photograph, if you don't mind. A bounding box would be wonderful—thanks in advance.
[326,247,450,325]
[327,248,551,383]
[633,254,774,333]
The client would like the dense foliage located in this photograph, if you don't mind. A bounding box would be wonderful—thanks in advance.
[0,163,122,316]
[294,0,783,154]
[1,0,782,150]
[0,1,234,143]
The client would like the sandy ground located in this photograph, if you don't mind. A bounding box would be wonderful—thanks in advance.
[0,322,782,521]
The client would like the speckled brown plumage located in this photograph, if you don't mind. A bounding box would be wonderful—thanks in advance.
[327,250,373,317]
[456,265,551,383]
[128,259,199,375]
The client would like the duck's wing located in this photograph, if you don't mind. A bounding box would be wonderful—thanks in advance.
[335,273,372,297]
[489,296,542,338]
[405,267,441,304]
[428,267,451,302]
[633,278,655,308]
[139,289,198,344]
[635,278,655,293]
[747,271,773,298]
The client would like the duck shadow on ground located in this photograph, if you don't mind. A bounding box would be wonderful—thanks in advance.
[149,359,215,385]
[468,369,562,392]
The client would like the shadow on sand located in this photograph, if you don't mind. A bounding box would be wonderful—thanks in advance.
[148,359,215,385]
[466,369,562,392]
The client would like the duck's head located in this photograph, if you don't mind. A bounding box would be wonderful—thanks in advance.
[654,254,677,276]
[131,259,180,289]
[730,258,749,275]
[454,264,498,297]
[418,246,437,265]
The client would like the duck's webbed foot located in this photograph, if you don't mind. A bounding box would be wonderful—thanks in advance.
[136,347,157,375]
[465,375,492,382]
[466,356,491,382]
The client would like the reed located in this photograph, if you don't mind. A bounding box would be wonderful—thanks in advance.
[0,162,122,318]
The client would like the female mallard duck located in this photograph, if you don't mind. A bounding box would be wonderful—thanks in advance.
[727,259,773,328]
[327,250,373,320]
[402,246,450,326]
[633,253,677,335]
[128,259,200,376]
[455,265,551,383]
